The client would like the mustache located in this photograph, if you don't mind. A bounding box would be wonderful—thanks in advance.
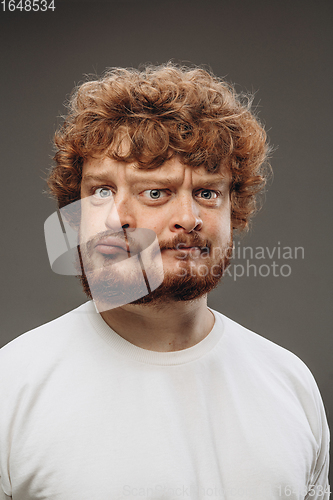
[81,230,212,257]
[158,233,211,251]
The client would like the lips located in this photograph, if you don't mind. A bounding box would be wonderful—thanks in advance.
[95,237,128,255]
[167,247,200,252]
[172,244,202,252]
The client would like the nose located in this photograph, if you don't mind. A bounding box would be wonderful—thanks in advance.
[104,196,136,231]
[169,196,203,233]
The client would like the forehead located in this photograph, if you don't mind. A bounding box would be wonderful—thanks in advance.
[81,156,230,186]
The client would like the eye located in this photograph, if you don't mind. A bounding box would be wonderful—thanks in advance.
[142,189,167,200]
[198,190,218,200]
[93,187,112,199]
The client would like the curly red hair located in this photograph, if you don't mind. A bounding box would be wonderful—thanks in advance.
[48,63,271,231]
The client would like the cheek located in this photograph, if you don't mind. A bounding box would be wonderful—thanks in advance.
[79,214,92,244]
[210,225,231,247]
[79,207,105,242]
[137,209,167,235]
[207,209,231,238]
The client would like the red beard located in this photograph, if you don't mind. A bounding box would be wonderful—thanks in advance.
[78,231,233,308]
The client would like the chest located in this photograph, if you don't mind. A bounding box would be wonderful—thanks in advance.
[6,364,317,500]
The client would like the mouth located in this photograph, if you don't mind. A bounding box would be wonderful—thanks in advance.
[95,237,128,255]
[179,246,200,250]
[166,246,200,251]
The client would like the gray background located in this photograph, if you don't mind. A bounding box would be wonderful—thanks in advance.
[1,0,332,484]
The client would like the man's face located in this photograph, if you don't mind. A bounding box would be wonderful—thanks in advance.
[79,155,232,307]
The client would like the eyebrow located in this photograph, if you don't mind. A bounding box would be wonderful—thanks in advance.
[81,173,229,188]
[193,179,229,188]
[82,173,113,183]
[133,177,230,189]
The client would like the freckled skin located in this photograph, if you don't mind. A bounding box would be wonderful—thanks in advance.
[79,155,232,351]
[80,156,231,271]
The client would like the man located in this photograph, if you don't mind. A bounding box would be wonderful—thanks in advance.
[0,64,330,499]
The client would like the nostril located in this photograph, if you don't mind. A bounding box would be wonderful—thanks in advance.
[122,224,130,229]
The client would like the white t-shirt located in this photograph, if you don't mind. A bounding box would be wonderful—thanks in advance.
[0,302,330,500]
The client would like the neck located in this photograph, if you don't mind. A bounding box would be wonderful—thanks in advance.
[99,297,215,352]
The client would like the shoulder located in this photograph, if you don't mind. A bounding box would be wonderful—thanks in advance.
[213,308,329,444]
[0,301,94,372]
[212,309,330,486]
[214,309,308,367]
[212,308,324,402]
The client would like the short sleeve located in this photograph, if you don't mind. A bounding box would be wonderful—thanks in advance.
[0,477,11,500]
[305,378,330,500]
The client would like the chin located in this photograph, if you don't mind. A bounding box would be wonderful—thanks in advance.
[78,240,232,308]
